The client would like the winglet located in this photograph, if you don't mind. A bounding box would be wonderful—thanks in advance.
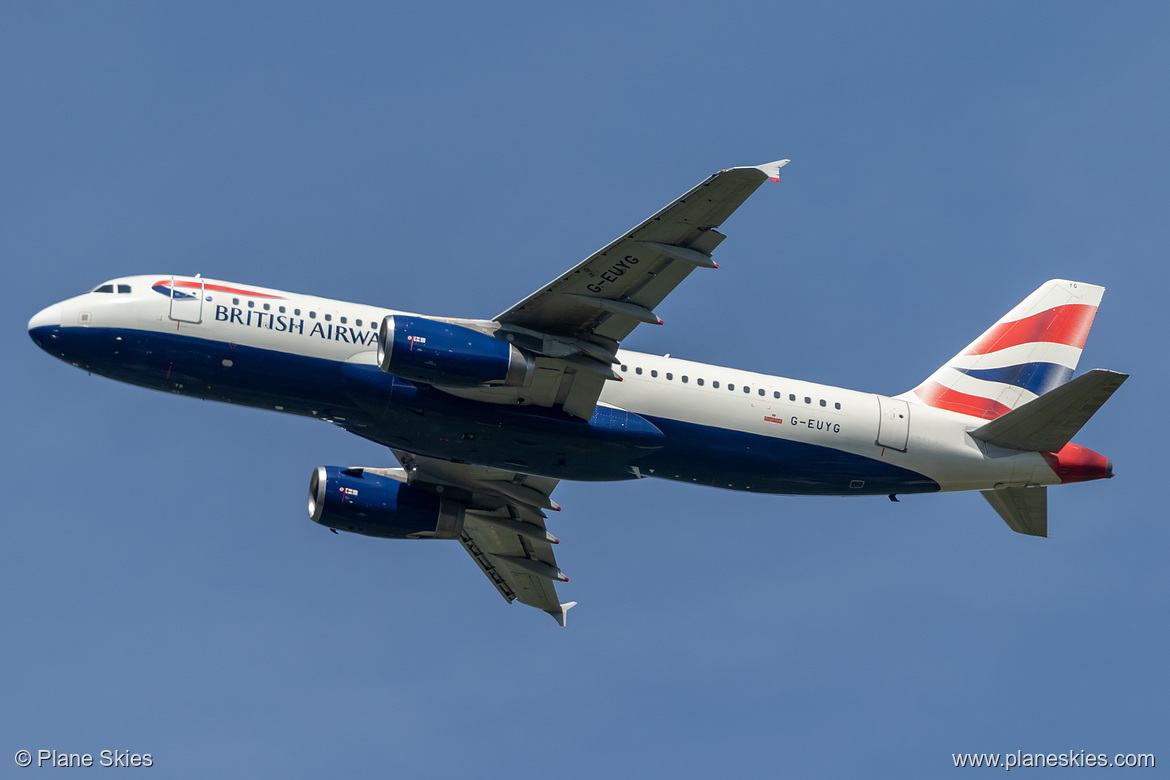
[722,159,790,182]
[550,601,578,627]
[758,159,790,182]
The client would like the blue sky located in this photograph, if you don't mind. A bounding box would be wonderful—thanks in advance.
[3,2,1167,776]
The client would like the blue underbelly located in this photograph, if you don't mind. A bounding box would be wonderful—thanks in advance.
[636,415,939,496]
[39,326,938,495]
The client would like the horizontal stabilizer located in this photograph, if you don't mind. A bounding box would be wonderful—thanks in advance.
[982,486,1048,537]
[970,369,1128,452]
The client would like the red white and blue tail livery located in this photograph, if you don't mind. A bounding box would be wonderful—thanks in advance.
[910,280,1102,420]
[28,159,1127,625]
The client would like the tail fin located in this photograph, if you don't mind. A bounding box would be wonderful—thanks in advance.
[908,280,1104,420]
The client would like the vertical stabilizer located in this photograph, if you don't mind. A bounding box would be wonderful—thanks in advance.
[908,280,1103,420]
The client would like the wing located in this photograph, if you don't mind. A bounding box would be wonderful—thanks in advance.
[391,449,577,626]
[443,160,789,420]
[497,159,789,341]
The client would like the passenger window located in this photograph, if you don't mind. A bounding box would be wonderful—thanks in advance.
[324,314,332,322]
[233,297,240,305]
[247,301,255,308]
[356,319,362,327]
[712,381,719,388]
[820,399,827,407]
[117,284,131,294]
[789,394,796,401]
[773,391,780,399]
[681,376,688,383]
[697,378,704,386]
[341,316,347,324]
[621,365,628,372]
[651,370,658,378]
[279,306,286,313]
[744,386,751,394]
[636,367,643,375]
[309,311,317,319]
[728,384,735,391]
[835,402,841,410]
[759,389,765,396]
[294,309,301,316]
[666,373,672,380]
[805,397,811,404]
[263,303,270,311]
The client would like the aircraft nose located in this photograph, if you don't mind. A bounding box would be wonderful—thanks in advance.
[29,303,62,332]
[28,303,63,351]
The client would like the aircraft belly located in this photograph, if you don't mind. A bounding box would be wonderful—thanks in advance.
[340,360,659,481]
[639,415,939,496]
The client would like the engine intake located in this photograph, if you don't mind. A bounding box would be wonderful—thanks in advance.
[308,466,464,540]
[377,315,532,387]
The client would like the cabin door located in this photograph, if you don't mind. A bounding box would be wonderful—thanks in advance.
[168,277,204,324]
[876,396,910,452]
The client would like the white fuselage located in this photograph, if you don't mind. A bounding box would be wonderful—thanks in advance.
[29,275,1062,496]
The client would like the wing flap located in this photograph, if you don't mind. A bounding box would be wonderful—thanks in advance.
[462,511,568,621]
[561,371,607,420]
[460,530,518,603]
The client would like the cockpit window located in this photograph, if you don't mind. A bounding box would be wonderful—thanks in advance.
[94,284,114,293]
[117,284,131,294]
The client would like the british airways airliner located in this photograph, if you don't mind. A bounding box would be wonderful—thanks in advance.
[28,160,1126,625]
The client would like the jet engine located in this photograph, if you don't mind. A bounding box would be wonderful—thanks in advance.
[377,315,532,387]
[308,466,464,539]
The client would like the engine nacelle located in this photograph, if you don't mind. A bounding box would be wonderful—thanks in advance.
[377,315,532,387]
[308,466,464,540]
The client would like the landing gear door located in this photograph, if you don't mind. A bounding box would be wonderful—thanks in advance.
[168,277,204,324]
[876,396,910,452]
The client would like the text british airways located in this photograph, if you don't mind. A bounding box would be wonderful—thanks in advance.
[214,305,379,346]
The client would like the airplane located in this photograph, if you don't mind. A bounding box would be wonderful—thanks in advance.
[27,159,1127,626]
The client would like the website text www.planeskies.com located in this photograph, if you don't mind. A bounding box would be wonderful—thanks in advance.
[953,750,1154,770]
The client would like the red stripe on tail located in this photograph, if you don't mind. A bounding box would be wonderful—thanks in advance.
[913,381,1012,420]
[962,304,1097,356]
